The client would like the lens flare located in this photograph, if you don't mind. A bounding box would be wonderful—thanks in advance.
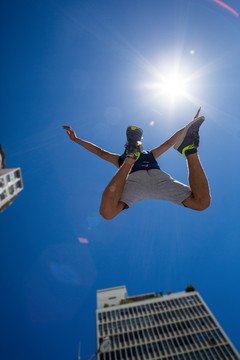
[78,237,89,244]
[213,0,239,16]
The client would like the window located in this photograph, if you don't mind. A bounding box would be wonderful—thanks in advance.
[126,348,131,359]
[131,346,137,358]
[138,330,144,341]
[199,351,208,360]
[153,327,159,337]
[167,339,175,353]
[157,326,164,336]
[0,190,7,200]
[136,346,143,358]
[147,343,154,355]
[216,329,224,339]
[205,349,214,360]
[171,323,178,333]
[124,333,129,345]
[6,174,11,182]
[226,345,237,358]
[0,177,4,187]
[194,351,202,360]
[121,348,126,359]
[133,331,139,343]
[157,341,165,355]
[210,348,218,358]
[114,335,119,347]
[119,334,124,345]
[142,345,148,357]
[173,338,179,349]
[163,340,170,354]
[14,170,20,179]
[110,351,115,360]
[152,343,159,356]
[189,353,197,360]
[143,329,149,341]
[178,336,185,349]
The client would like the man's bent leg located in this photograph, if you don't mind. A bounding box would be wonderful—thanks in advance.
[182,153,211,211]
[100,158,135,220]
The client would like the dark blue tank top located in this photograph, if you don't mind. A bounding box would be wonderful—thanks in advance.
[118,150,160,173]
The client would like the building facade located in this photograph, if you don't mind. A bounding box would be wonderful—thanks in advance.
[96,286,239,360]
[0,167,23,212]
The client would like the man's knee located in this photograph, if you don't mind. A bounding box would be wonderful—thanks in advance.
[184,194,211,211]
[195,195,211,211]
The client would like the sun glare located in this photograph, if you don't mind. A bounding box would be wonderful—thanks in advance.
[161,74,187,98]
[140,67,191,105]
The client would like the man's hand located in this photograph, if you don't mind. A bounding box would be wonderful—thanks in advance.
[62,125,77,141]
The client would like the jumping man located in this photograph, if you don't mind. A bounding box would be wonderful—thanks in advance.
[62,108,211,220]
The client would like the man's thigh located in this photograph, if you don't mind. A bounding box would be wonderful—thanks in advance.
[150,169,191,206]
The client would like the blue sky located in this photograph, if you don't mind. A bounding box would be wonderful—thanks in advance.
[1,0,240,358]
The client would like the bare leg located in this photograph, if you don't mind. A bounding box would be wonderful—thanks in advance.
[100,158,135,220]
[183,153,211,211]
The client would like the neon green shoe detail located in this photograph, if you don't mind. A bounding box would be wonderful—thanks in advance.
[182,144,195,156]
[174,116,205,156]
[125,141,143,160]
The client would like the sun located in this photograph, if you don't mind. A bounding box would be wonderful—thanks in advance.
[140,68,190,105]
[161,73,187,98]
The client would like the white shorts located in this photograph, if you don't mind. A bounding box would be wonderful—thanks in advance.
[120,169,191,208]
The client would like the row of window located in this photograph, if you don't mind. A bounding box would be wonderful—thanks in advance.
[98,297,205,323]
[99,344,237,360]
[0,181,22,202]
[100,328,225,353]
[99,307,210,335]
[100,323,225,349]
[99,315,216,337]
[0,170,20,187]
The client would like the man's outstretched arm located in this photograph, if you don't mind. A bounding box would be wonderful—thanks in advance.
[62,125,120,167]
[150,107,201,159]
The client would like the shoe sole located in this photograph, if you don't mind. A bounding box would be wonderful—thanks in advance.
[173,116,205,151]
[126,126,143,144]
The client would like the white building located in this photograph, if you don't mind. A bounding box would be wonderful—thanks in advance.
[0,167,23,212]
[96,286,239,360]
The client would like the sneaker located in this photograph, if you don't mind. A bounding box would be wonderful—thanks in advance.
[125,141,143,160]
[126,126,143,144]
[174,116,205,156]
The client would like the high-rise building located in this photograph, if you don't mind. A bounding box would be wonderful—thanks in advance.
[96,286,239,360]
[0,145,23,212]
